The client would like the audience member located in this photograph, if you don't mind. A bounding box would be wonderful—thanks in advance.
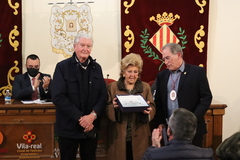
[216,131,240,160]
[142,108,213,160]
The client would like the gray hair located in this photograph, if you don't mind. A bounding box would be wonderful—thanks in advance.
[162,43,183,57]
[74,33,93,45]
[168,108,197,141]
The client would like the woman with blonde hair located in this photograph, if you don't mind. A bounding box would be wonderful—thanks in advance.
[106,53,155,160]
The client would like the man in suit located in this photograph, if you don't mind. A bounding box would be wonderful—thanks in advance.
[142,108,213,160]
[154,43,212,147]
[51,33,107,160]
[12,54,51,100]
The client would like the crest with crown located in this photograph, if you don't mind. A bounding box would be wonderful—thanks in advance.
[150,12,180,26]
[149,12,180,52]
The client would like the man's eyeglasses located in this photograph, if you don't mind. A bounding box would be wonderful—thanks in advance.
[162,56,173,62]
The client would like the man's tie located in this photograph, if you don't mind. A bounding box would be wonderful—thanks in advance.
[32,77,38,100]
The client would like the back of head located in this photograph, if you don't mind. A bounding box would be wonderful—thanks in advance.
[216,132,240,160]
[168,108,197,141]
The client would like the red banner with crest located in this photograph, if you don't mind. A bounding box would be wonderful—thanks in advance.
[121,0,209,82]
[0,0,22,98]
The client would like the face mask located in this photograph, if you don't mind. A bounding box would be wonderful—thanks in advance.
[27,68,39,77]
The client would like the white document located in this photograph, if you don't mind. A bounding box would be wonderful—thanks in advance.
[116,95,148,107]
[21,99,53,104]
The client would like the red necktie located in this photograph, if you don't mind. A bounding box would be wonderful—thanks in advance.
[32,77,38,100]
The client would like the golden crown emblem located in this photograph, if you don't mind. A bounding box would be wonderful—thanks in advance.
[149,12,180,26]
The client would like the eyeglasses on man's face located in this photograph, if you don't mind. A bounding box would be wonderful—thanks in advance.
[162,55,174,62]
[162,53,179,62]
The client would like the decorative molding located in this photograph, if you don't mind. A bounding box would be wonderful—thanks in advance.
[9,25,20,51]
[0,61,20,96]
[194,25,205,53]
[8,0,20,15]
[124,25,134,53]
[195,0,207,14]
[123,0,135,14]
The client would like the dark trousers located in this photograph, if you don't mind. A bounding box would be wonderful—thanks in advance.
[126,141,133,160]
[58,136,98,160]
[192,135,203,147]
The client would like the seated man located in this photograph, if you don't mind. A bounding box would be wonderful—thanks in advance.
[216,131,240,160]
[142,108,213,160]
[12,54,51,100]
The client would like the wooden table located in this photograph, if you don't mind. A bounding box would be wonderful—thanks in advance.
[0,99,57,159]
[203,100,227,159]
[0,99,226,159]
[0,99,108,160]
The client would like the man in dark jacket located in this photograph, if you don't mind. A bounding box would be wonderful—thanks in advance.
[12,54,51,100]
[142,108,213,160]
[51,33,107,160]
[154,43,212,147]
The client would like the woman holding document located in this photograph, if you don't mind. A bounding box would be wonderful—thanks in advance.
[106,53,155,160]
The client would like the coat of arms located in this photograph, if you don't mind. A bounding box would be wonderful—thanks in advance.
[50,4,93,58]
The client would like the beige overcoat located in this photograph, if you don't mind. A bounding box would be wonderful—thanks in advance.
[106,78,155,160]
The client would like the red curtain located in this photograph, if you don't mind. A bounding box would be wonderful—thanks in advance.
[0,0,22,97]
[121,0,209,82]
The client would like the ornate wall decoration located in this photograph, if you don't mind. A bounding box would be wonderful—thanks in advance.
[123,0,135,14]
[121,0,209,82]
[149,12,180,53]
[195,0,207,14]
[50,4,93,58]
[9,25,20,51]
[0,61,20,97]
[194,25,205,52]
[8,0,20,15]
[124,25,134,52]
[0,0,22,97]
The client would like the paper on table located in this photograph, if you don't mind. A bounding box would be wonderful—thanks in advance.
[21,99,53,104]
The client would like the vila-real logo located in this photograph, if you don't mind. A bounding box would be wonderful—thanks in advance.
[17,131,42,150]
[23,131,36,144]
